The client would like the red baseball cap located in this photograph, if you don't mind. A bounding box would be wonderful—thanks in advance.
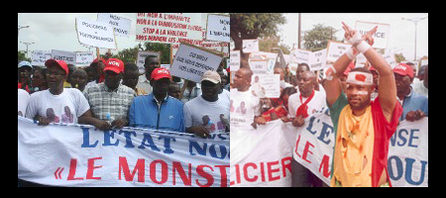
[393,63,414,78]
[104,58,124,74]
[45,59,69,76]
[151,68,171,80]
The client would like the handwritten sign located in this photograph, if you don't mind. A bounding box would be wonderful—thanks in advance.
[97,13,132,38]
[31,50,52,66]
[206,14,230,42]
[326,40,352,64]
[52,49,76,65]
[76,17,116,49]
[170,43,223,83]
[308,48,327,71]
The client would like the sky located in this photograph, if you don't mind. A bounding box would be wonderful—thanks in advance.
[277,13,428,61]
[18,13,428,62]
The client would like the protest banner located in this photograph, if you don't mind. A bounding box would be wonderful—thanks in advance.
[308,48,327,71]
[136,51,161,74]
[242,39,259,53]
[75,51,94,67]
[52,49,76,65]
[31,50,52,66]
[75,17,116,49]
[388,118,428,187]
[355,21,390,49]
[230,120,295,186]
[18,116,229,187]
[170,43,223,83]
[97,13,132,38]
[136,13,204,44]
[230,50,241,71]
[206,14,230,43]
[326,40,352,64]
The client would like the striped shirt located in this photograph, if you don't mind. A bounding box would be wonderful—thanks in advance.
[84,83,135,122]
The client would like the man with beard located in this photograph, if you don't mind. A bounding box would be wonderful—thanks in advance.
[129,68,184,132]
[324,23,402,187]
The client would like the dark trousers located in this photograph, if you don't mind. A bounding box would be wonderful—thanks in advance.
[291,159,327,187]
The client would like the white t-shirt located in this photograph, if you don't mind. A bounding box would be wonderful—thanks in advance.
[25,88,90,124]
[230,88,261,130]
[183,95,230,133]
[287,90,326,118]
[18,89,30,117]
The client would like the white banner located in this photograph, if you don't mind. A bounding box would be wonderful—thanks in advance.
[51,49,76,65]
[230,120,295,186]
[76,17,116,49]
[18,117,229,187]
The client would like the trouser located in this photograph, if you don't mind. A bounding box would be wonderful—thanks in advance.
[291,159,326,187]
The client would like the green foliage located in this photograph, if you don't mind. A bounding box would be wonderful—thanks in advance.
[302,24,339,52]
[18,51,31,63]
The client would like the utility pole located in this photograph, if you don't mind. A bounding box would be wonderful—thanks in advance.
[402,16,427,61]
[20,41,35,58]
[298,13,301,49]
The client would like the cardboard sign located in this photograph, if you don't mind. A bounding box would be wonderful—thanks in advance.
[76,17,116,49]
[290,48,311,64]
[355,21,390,49]
[170,43,223,83]
[206,14,230,42]
[97,13,132,38]
[326,40,352,64]
[136,13,204,44]
[249,59,268,74]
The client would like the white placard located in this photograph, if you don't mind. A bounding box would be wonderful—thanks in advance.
[290,48,311,64]
[355,21,390,49]
[75,17,116,49]
[206,14,230,42]
[170,43,223,83]
[249,59,268,74]
[51,49,76,65]
[31,50,52,66]
[251,74,281,98]
[308,48,327,71]
[229,50,241,71]
[75,51,94,67]
[242,39,259,53]
[326,41,352,64]
[97,13,132,38]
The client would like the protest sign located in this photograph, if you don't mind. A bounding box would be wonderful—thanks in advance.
[136,13,204,44]
[230,120,295,186]
[230,50,241,71]
[31,50,52,66]
[136,51,161,74]
[355,21,390,49]
[242,39,259,53]
[326,40,352,64]
[290,48,311,64]
[52,49,76,65]
[308,48,327,71]
[251,74,281,98]
[170,43,223,83]
[249,60,268,74]
[97,13,132,38]
[76,17,116,49]
[382,52,397,69]
[18,117,229,187]
[206,14,230,43]
[75,51,94,67]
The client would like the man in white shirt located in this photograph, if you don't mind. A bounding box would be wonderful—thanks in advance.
[25,59,103,129]
[184,71,230,138]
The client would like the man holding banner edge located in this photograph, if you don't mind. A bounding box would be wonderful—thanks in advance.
[324,22,403,187]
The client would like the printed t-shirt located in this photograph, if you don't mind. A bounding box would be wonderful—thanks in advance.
[230,88,261,130]
[329,93,402,187]
[183,95,230,133]
[25,88,90,124]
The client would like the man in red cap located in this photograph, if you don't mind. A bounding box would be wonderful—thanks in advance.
[83,58,135,130]
[129,68,185,132]
[393,63,428,121]
[26,59,96,127]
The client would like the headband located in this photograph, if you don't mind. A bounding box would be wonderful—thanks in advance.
[346,71,373,86]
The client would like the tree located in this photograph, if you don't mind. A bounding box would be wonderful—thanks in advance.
[230,13,286,68]
[18,51,31,63]
[302,24,339,52]
[259,35,290,54]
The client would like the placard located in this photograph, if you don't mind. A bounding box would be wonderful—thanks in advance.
[75,17,116,49]
[326,40,352,64]
[355,21,390,49]
[230,50,241,71]
[31,50,52,66]
[251,74,281,98]
[308,48,327,71]
[242,39,259,53]
[290,48,311,64]
[170,43,223,83]
[206,14,230,42]
[97,13,132,38]
[75,51,94,67]
[52,49,76,65]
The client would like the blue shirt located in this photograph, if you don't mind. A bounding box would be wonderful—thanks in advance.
[399,88,428,121]
[129,93,185,132]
